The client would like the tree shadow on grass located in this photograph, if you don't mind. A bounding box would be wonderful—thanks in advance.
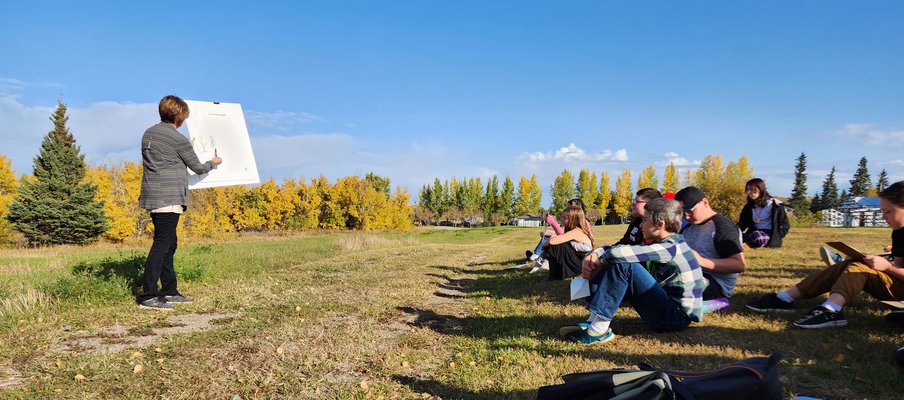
[466,258,527,267]
[71,253,146,296]
[427,264,573,303]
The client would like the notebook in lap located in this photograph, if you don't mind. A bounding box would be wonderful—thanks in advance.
[825,242,867,260]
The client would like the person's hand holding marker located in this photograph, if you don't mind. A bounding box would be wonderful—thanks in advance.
[211,148,222,166]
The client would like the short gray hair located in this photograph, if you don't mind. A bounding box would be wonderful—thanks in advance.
[644,198,683,233]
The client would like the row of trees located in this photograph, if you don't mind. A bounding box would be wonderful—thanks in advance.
[415,155,754,226]
[0,101,412,247]
[788,152,890,216]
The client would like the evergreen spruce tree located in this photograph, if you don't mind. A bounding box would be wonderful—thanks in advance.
[848,156,871,197]
[817,166,839,211]
[877,169,889,193]
[789,152,810,211]
[809,193,822,213]
[6,99,108,245]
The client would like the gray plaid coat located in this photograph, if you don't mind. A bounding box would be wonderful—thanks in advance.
[138,122,214,210]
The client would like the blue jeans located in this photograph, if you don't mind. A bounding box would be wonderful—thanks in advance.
[588,262,691,332]
[534,234,549,257]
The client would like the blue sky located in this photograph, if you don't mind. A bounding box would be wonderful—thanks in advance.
[2,1,902,203]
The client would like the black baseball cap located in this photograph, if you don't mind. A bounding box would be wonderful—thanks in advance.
[674,186,706,212]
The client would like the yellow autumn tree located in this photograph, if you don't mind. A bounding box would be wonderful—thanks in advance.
[315,175,345,229]
[389,186,413,231]
[513,176,533,216]
[661,162,680,193]
[287,178,322,229]
[636,165,658,191]
[689,155,754,219]
[0,155,18,244]
[613,169,633,222]
[230,184,266,231]
[596,171,612,219]
[184,186,237,239]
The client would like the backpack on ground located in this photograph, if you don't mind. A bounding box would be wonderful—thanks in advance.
[536,352,783,400]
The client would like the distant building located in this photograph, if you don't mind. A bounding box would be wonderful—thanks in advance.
[510,214,543,228]
[822,197,887,227]
[821,208,845,227]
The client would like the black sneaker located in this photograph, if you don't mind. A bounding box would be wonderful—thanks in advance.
[138,297,175,310]
[163,294,193,304]
[886,310,904,329]
[793,307,847,329]
[896,345,904,368]
[745,293,795,313]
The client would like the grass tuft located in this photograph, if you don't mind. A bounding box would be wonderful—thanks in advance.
[0,287,52,318]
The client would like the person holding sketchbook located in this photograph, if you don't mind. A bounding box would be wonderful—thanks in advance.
[746,181,904,328]
[136,95,222,310]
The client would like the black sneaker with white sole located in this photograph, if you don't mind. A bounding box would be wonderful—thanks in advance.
[163,294,193,304]
[792,307,847,329]
[745,293,795,313]
[139,297,175,310]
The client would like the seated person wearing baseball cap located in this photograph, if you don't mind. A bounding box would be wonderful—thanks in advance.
[674,186,747,300]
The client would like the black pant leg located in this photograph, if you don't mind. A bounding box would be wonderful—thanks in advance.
[544,243,584,280]
[159,214,180,296]
[139,212,180,302]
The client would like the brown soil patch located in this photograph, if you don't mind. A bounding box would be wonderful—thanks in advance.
[51,312,238,355]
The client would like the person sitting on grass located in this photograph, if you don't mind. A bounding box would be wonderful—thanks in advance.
[526,198,594,264]
[745,181,904,329]
[614,188,662,246]
[559,198,704,344]
[675,186,746,300]
[737,178,791,248]
[540,206,594,280]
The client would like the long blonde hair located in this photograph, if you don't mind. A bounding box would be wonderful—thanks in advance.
[563,206,594,248]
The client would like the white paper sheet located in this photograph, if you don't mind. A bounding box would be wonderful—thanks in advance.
[570,277,591,300]
[184,100,260,189]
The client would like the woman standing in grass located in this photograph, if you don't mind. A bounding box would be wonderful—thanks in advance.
[137,95,222,310]
[746,181,904,328]
[737,178,790,248]
[540,206,594,281]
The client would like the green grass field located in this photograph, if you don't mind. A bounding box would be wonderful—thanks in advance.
[1,226,902,399]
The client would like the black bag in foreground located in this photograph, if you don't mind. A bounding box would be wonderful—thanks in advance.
[536,352,782,400]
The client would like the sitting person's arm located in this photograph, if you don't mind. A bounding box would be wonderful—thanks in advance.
[695,215,747,273]
[581,240,679,279]
[863,255,904,282]
[605,241,679,265]
[548,228,588,246]
[692,250,746,273]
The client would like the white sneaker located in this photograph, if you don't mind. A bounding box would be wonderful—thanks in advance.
[529,254,539,261]
[528,258,546,274]
[819,246,842,268]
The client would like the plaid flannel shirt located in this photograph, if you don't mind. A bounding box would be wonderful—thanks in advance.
[592,234,704,322]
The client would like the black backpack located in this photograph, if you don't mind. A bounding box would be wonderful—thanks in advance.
[536,352,783,400]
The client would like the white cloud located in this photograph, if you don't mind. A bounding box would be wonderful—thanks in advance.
[0,77,62,95]
[251,133,357,171]
[68,101,159,166]
[245,109,323,131]
[659,152,700,167]
[0,95,56,174]
[520,143,629,164]
[835,124,904,146]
